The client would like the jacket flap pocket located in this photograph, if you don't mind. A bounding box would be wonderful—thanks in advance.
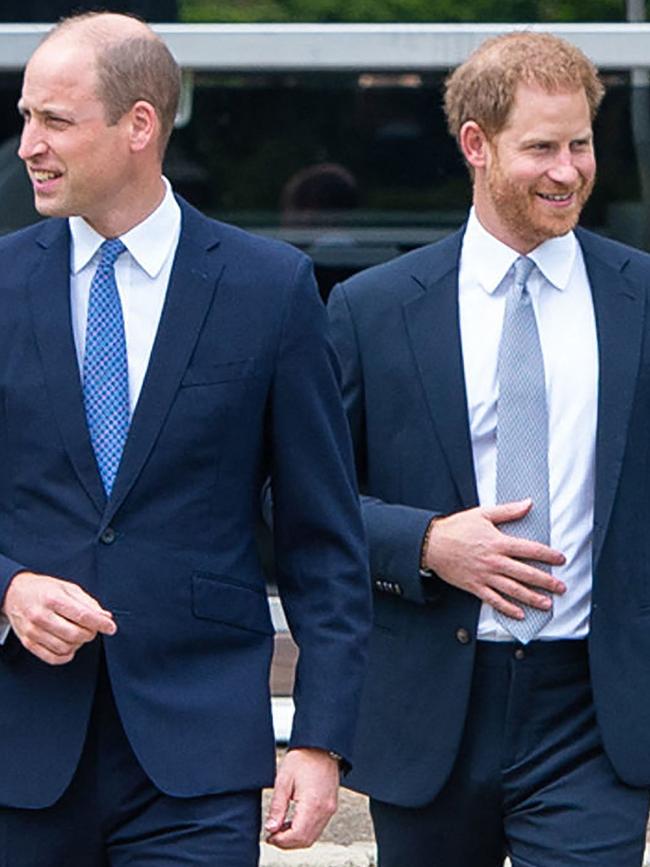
[191,572,273,635]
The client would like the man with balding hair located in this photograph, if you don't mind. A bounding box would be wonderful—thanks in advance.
[329,31,650,867]
[0,12,370,866]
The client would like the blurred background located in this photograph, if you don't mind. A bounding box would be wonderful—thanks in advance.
[0,1,648,298]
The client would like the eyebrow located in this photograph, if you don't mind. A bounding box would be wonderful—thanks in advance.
[17,101,72,118]
[520,129,593,145]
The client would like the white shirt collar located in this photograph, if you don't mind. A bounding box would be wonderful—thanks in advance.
[462,207,578,295]
[69,177,181,278]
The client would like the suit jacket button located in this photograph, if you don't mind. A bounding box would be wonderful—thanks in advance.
[455,627,471,645]
[100,527,116,545]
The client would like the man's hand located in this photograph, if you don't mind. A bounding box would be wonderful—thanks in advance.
[2,571,116,665]
[423,499,566,619]
[264,748,340,850]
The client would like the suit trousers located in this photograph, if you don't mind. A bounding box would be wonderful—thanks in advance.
[370,639,650,867]
[0,654,261,867]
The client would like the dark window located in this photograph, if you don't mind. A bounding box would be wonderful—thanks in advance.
[2,68,646,295]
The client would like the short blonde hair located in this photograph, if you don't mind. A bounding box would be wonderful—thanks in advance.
[444,31,604,144]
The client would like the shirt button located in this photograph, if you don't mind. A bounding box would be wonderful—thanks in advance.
[100,527,116,545]
[455,628,471,645]
[514,647,526,660]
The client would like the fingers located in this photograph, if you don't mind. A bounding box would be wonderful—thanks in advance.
[484,498,533,523]
[499,553,565,593]
[423,504,566,617]
[503,536,565,569]
[18,622,87,666]
[485,500,566,566]
[468,552,564,617]
[267,795,335,850]
[264,769,292,840]
[480,585,528,620]
[53,590,116,637]
[35,616,94,650]
[4,571,116,665]
[24,641,76,667]
[265,749,339,850]
[482,569,554,619]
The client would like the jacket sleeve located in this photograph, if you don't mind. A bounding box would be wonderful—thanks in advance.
[327,282,444,606]
[268,257,372,765]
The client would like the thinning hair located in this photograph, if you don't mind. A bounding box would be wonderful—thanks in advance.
[444,31,605,145]
[44,12,181,156]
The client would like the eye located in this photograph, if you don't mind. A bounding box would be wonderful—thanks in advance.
[44,115,70,129]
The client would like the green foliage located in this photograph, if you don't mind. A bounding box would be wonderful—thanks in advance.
[179,0,627,23]
[180,1,289,21]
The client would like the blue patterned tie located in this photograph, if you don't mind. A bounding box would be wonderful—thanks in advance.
[495,257,553,643]
[82,239,129,496]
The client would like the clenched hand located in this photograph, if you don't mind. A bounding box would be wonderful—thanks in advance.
[2,571,116,664]
[265,748,340,849]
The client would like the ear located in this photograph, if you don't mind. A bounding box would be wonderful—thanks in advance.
[459,120,491,170]
[127,100,158,153]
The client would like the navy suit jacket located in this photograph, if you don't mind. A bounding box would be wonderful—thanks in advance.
[0,197,371,809]
[328,225,650,807]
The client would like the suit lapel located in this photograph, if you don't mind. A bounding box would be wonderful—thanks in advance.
[401,226,645,566]
[27,220,107,514]
[403,229,479,509]
[102,201,224,525]
[577,229,646,568]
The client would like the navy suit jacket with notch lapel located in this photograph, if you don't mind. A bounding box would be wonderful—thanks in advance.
[328,224,650,807]
[0,196,371,809]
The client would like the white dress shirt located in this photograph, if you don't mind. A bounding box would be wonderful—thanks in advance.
[69,178,181,412]
[459,209,598,640]
[0,179,181,642]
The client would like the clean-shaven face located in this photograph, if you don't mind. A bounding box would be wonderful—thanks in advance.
[18,36,133,233]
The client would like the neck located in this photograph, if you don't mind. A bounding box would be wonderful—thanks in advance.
[86,174,166,239]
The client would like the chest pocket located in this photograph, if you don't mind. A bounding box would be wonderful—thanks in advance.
[181,358,256,387]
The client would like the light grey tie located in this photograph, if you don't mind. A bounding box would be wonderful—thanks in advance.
[494,257,553,643]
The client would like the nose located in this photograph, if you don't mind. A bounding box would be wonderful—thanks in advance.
[546,150,580,186]
[18,121,47,162]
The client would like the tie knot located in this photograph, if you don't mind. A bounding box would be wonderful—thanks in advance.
[513,256,535,290]
[99,238,126,268]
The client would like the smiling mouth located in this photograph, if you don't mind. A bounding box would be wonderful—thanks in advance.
[536,191,574,202]
[32,170,62,182]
